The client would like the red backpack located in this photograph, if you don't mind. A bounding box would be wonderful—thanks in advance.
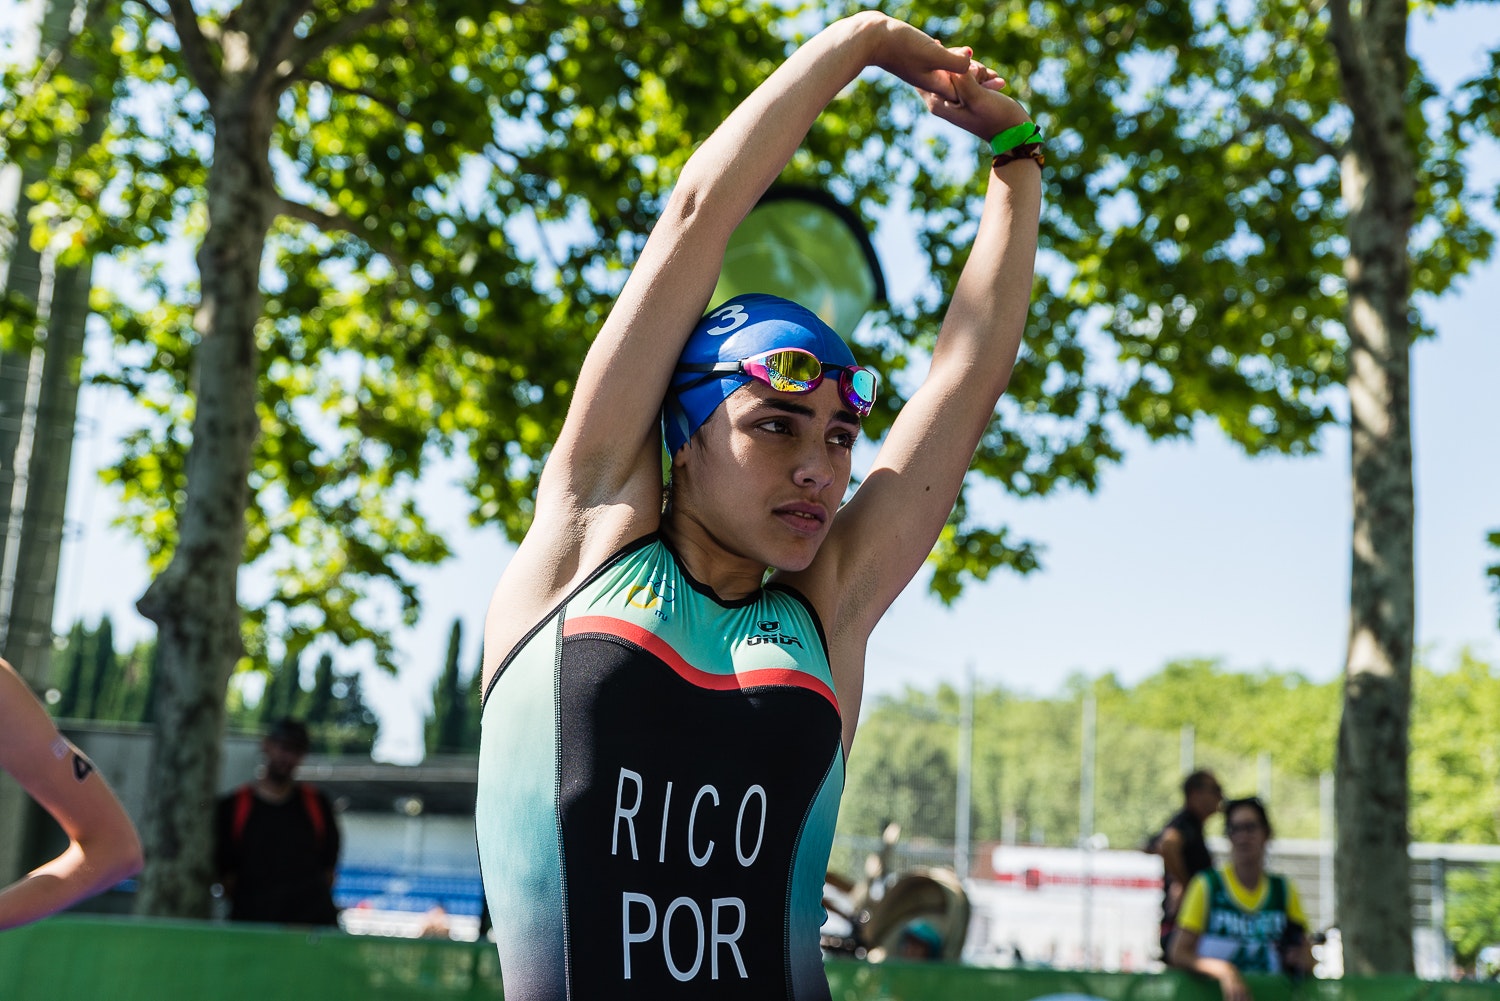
[230,783,327,846]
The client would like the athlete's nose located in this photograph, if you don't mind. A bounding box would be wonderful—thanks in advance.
[793,439,835,491]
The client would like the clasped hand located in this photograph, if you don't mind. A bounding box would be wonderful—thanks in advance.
[861,12,1032,142]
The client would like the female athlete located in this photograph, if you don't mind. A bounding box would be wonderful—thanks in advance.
[477,12,1041,999]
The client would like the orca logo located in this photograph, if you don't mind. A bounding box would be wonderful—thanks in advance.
[747,620,802,649]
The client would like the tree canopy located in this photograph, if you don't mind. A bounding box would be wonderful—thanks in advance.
[19,0,1494,657]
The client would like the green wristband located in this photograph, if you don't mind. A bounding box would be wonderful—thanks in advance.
[989,121,1042,156]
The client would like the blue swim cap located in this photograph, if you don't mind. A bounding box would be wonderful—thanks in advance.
[662,293,857,455]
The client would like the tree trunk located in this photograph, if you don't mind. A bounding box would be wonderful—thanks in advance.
[133,92,274,917]
[5,12,110,704]
[1329,0,1417,974]
[0,0,63,656]
[1,244,94,689]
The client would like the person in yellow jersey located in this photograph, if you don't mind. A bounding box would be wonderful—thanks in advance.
[1170,797,1314,1001]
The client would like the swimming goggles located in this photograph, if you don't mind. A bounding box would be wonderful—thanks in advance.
[676,348,878,417]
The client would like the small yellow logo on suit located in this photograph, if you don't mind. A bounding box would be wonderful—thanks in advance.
[627,576,676,614]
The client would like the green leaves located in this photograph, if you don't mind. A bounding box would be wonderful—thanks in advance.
[9,0,1494,663]
[838,651,1500,862]
[1410,651,1500,844]
[1447,864,1500,967]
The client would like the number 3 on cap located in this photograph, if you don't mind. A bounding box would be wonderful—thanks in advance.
[705,303,749,336]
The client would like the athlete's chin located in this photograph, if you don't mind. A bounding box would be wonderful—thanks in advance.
[766,536,826,573]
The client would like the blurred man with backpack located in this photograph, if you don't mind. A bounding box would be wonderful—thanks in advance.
[214,718,341,925]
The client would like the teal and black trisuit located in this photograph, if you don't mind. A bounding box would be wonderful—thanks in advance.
[476,535,845,1001]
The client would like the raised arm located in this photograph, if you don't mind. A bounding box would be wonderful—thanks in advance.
[539,13,973,529]
[0,661,143,930]
[807,67,1043,640]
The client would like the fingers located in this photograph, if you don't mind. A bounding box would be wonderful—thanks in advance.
[942,44,974,69]
[926,58,1008,105]
[924,69,979,118]
[940,63,1032,137]
[974,65,1007,92]
[950,66,987,106]
[968,59,1000,85]
[937,65,1002,115]
[964,59,1007,92]
[919,43,971,101]
[919,70,960,106]
[910,45,1027,140]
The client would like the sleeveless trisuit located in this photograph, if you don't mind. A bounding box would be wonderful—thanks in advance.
[476,535,845,1000]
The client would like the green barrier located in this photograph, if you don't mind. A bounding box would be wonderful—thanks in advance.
[0,917,502,1000]
[827,965,1500,1001]
[3,916,1500,1001]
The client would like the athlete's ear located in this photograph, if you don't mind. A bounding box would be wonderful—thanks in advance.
[674,410,718,470]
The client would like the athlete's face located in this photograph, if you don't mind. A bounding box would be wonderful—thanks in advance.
[671,379,859,579]
[1225,805,1268,868]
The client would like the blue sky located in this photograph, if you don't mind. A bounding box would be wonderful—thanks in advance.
[31,4,1500,762]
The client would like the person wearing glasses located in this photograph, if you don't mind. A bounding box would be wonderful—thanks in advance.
[0,659,143,930]
[1169,797,1314,1000]
[476,11,1041,999]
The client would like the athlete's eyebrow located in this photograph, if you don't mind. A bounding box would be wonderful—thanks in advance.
[758,399,816,418]
[757,398,863,429]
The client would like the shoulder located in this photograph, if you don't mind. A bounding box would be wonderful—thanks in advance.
[1274,872,1306,912]
[1166,809,1198,831]
[215,786,252,838]
[1176,872,1212,929]
[1189,868,1226,904]
[300,783,336,811]
[217,786,248,808]
[484,518,661,683]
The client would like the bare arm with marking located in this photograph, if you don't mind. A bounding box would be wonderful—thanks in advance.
[0,660,143,930]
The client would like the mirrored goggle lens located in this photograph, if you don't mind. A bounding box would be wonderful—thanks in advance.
[841,367,877,416]
[756,350,824,392]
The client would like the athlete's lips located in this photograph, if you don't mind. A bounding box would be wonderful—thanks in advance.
[773,501,828,531]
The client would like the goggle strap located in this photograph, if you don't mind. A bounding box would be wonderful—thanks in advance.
[675,362,747,374]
